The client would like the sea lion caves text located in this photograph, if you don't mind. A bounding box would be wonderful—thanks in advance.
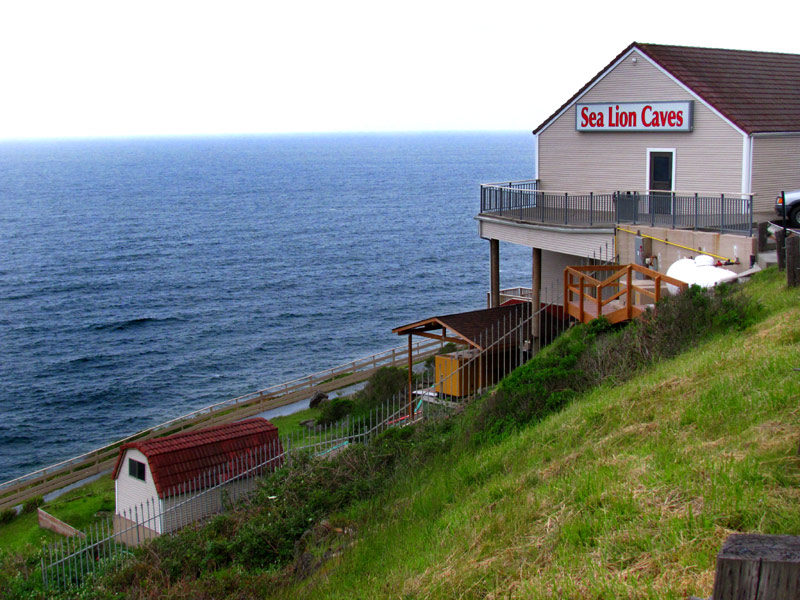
[575,102,693,132]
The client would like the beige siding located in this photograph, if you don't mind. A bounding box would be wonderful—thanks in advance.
[115,449,162,534]
[479,219,613,258]
[541,251,584,303]
[751,136,800,213]
[539,49,744,196]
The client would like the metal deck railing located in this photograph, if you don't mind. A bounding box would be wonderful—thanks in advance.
[479,181,753,235]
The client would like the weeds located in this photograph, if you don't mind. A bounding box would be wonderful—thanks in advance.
[472,282,762,443]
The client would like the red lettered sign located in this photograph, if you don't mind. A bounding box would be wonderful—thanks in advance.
[576,101,693,132]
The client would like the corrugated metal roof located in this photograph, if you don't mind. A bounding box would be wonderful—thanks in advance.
[533,42,800,135]
[111,418,282,497]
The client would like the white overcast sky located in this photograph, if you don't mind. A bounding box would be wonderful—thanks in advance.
[0,0,796,140]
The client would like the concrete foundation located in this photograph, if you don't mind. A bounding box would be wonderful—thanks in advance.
[617,226,757,274]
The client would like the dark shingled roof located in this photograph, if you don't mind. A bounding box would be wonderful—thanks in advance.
[393,303,531,350]
[533,42,800,135]
[111,418,282,498]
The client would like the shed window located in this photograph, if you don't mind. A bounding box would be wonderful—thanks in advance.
[128,459,146,482]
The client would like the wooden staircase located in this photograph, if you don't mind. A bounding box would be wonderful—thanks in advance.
[564,264,688,325]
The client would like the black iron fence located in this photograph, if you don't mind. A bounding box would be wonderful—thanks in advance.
[479,182,753,235]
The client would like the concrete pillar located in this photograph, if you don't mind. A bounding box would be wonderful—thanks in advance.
[531,247,541,349]
[490,239,500,308]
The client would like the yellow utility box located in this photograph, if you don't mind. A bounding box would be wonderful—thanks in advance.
[434,350,480,397]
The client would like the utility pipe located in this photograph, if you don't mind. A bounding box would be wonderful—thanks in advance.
[616,226,736,263]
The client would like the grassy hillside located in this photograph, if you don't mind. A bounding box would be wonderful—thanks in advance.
[274,269,799,599]
[6,269,797,599]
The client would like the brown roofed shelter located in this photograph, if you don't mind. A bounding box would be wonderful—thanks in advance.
[393,303,531,409]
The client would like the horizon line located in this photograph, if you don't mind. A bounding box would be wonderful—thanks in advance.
[0,128,534,144]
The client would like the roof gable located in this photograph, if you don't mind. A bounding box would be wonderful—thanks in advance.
[112,418,282,497]
[534,42,800,136]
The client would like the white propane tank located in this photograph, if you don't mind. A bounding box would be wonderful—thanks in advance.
[665,255,738,294]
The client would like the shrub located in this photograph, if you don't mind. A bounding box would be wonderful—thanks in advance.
[317,367,409,425]
[317,398,355,425]
[472,282,762,442]
[0,508,15,525]
[355,366,407,412]
[21,496,43,515]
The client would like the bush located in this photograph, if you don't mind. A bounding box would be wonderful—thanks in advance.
[317,367,409,425]
[0,508,16,525]
[317,398,355,425]
[472,283,762,442]
[21,496,43,515]
[355,366,407,413]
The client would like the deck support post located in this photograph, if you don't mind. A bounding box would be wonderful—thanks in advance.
[407,334,413,418]
[490,239,500,308]
[531,247,541,350]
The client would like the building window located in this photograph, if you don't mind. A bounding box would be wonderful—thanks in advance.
[128,459,146,482]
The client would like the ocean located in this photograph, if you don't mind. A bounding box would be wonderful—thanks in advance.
[0,132,534,482]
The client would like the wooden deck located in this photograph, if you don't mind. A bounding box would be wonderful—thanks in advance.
[564,264,688,325]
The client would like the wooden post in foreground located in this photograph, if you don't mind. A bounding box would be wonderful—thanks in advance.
[786,235,799,288]
[712,534,800,600]
[776,229,786,272]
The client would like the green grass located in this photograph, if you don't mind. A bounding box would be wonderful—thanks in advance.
[270,407,323,437]
[0,476,114,554]
[272,269,800,600]
[6,269,797,600]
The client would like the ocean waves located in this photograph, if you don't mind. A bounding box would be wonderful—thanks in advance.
[0,132,535,481]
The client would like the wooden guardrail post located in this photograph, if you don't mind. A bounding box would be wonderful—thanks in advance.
[786,235,799,288]
[595,283,602,319]
[711,533,800,599]
[625,265,632,320]
[776,229,786,272]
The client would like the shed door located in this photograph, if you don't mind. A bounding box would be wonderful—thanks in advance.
[649,151,673,214]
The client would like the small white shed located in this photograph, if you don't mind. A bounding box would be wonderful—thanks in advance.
[111,418,282,545]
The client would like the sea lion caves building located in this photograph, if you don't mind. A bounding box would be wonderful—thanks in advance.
[479,42,800,309]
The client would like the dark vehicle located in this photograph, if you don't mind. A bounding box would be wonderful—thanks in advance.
[776,190,800,227]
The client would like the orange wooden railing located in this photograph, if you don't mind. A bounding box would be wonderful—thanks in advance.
[564,264,688,325]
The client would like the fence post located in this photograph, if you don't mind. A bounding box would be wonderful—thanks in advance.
[694,192,699,230]
[564,192,569,225]
[777,229,786,272]
[589,192,593,226]
[720,193,725,233]
[786,235,799,288]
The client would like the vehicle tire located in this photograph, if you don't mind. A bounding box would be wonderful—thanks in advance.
[790,205,800,229]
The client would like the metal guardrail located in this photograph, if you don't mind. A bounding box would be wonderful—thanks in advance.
[0,338,443,511]
[479,182,754,235]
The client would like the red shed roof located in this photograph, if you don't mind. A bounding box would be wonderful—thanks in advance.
[111,418,281,498]
[534,42,800,135]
